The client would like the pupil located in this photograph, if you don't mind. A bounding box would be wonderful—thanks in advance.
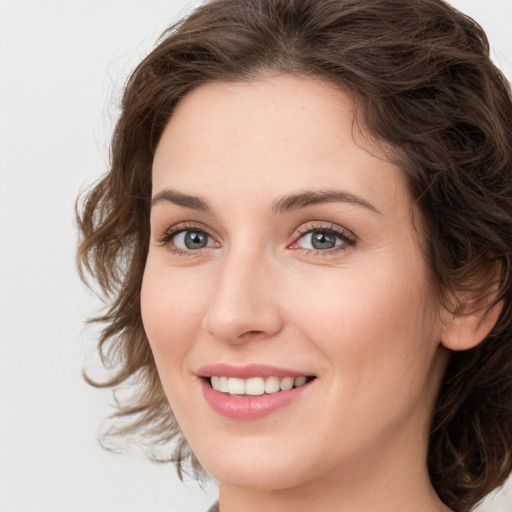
[312,231,336,250]
[185,231,207,249]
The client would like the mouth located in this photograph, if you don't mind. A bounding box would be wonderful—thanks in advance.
[197,364,318,418]
[205,375,316,396]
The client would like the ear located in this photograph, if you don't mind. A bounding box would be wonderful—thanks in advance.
[441,272,504,351]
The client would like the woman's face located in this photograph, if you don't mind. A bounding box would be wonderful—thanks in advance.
[141,75,449,493]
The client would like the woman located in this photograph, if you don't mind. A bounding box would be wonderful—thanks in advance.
[77,0,512,511]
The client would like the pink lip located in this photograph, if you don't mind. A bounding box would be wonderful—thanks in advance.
[199,375,316,420]
[197,363,312,379]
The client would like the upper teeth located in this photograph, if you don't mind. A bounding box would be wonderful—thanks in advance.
[210,376,308,396]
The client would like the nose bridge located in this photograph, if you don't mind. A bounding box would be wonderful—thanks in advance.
[202,242,282,343]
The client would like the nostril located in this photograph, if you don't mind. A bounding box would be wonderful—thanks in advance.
[238,330,265,339]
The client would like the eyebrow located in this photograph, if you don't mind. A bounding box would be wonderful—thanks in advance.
[151,189,211,211]
[150,188,381,215]
[272,190,381,215]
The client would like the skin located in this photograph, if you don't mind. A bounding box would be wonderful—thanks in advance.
[141,74,456,512]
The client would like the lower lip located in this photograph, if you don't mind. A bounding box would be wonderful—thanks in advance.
[201,378,314,419]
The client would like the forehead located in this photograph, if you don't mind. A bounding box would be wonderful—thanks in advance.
[152,74,408,218]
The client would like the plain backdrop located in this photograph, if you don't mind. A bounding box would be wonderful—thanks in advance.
[0,1,511,511]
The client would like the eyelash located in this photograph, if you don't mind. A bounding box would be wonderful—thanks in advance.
[158,222,356,257]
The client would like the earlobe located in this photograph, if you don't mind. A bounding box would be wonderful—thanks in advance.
[441,298,503,351]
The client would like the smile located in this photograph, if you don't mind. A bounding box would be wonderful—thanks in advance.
[209,375,313,395]
[200,368,317,419]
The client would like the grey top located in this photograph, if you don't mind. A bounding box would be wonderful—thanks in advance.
[207,502,219,512]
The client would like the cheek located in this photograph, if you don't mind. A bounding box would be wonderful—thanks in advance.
[288,257,439,390]
[140,260,204,366]
[287,266,442,459]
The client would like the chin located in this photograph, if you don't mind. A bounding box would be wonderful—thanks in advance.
[197,446,315,491]
[208,465,308,491]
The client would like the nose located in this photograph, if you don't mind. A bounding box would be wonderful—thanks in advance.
[201,249,283,344]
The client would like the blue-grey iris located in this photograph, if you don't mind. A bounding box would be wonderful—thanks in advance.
[311,231,336,250]
[185,231,208,249]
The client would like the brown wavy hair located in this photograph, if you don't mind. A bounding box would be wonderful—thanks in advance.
[76,0,512,509]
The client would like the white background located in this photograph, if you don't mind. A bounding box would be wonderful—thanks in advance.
[0,1,511,511]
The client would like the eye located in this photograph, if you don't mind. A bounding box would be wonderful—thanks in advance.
[173,230,213,250]
[299,231,339,250]
[291,224,355,253]
[159,223,218,253]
